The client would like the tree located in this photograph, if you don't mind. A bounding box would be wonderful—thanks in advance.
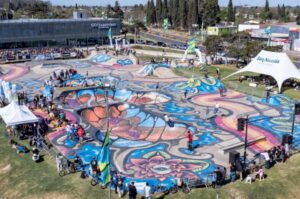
[179,0,188,29]
[191,0,199,26]
[173,0,180,27]
[113,1,124,19]
[146,1,151,25]
[227,0,234,22]
[204,35,222,57]
[168,0,174,25]
[281,4,286,18]
[277,4,282,19]
[156,0,163,25]
[262,0,272,20]
[161,0,168,19]
[233,6,236,22]
[202,0,220,27]
[150,0,156,25]
[264,0,270,13]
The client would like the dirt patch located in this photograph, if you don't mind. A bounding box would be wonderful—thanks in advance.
[0,164,11,175]
[226,186,245,199]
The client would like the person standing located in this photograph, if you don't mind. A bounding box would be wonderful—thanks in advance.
[266,90,271,103]
[77,125,85,145]
[219,87,223,97]
[116,173,124,198]
[184,90,188,99]
[187,130,193,151]
[144,182,151,199]
[128,182,137,199]
[229,163,237,183]
[214,103,220,115]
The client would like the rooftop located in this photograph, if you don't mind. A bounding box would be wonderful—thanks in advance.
[0,17,119,24]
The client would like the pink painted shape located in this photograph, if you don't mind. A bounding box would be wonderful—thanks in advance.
[215,116,279,152]
[0,65,29,81]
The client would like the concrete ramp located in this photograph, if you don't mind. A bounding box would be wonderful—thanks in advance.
[217,136,266,155]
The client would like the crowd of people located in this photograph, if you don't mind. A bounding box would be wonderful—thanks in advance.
[0,47,84,62]
[228,144,291,185]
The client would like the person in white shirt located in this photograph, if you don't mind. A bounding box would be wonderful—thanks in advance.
[144,182,151,199]
[261,151,270,169]
[214,103,220,114]
[164,114,169,123]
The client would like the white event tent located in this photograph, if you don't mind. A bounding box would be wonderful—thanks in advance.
[223,50,300,93]
[0,101,38,126]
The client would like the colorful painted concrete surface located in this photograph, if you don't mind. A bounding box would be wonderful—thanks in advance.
[1,54,299,187]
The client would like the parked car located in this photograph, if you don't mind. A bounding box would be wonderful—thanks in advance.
[157,42,167,47]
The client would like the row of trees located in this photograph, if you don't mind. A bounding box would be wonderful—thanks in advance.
[262,0,294,22]
[204,32,282,67]
[146,0,220,29]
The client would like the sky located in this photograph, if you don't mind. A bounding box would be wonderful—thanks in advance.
[47,0,300,7]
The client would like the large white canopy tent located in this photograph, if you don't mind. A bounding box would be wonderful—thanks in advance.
[223,50,300,93]
[0,101,38,126]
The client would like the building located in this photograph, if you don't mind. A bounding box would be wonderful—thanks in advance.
[73,10,88,19]
[250,23,300,51]
[207,26,238,36]
[238,24,261,32]
[0,17,121,49]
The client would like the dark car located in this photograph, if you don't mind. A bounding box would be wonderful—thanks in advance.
[157,42,167,47]
[146,40,157,46]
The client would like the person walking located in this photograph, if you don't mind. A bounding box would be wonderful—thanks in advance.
[214,103,220,115]
[144,182,151,199]
[128,182,137,199]
[116,173,124,198]
[187,130,193,151]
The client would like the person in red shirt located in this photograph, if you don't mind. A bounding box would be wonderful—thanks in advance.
[77,126,85,144]
[219,87,223,97]
[187,130,193,151]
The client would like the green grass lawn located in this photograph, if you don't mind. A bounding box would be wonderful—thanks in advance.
[0,124,118,199]
[173,65,300,100]
[131,45,184,54]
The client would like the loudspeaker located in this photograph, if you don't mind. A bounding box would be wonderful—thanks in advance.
[295,103,300,115]
[237,118,245,131]
[282,134,293,145]
[229,151,240,164]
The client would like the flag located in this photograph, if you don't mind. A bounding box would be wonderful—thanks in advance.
[187,38,196,53]
[128,16,133,26]
[97,128,111,186]
[143,16,147,27]
[107,27,112,40]
[163,18,168,32]
[264,26,271,47]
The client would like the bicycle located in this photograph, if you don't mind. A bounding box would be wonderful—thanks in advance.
[181,178,191,193]
[150,183,169,195]
[59,161,76,177]
[90,172,100,186]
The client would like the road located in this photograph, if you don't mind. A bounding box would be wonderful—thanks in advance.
[140,32,187,46]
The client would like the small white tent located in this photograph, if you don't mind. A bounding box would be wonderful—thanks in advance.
[223,50,300,92]
[0,101,38,126]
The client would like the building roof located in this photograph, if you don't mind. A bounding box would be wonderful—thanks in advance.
[0,17,119,24]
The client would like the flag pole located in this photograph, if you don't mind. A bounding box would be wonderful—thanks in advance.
[105,89,111,199]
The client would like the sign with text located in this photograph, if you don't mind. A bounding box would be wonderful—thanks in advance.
[91,23,117,29]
